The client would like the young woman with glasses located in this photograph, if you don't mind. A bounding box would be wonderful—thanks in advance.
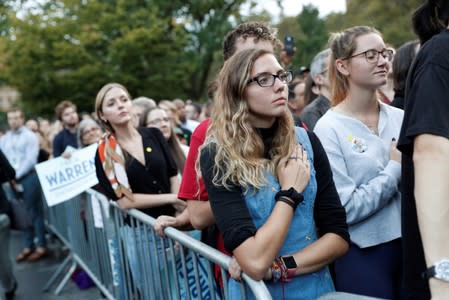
[199,48,349,299]
[314,26,405,299]
[140,107,188,176]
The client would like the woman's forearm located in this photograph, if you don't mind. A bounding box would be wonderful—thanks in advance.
[170,176,180,194]
[125,193,177,209]
[233,202,295,280]
[290,233,349,275]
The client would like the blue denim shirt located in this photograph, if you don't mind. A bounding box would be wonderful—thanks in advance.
[228,127,334,300]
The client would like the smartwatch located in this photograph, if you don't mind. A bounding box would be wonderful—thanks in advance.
[281,256,297,278]
[422,259,449,282]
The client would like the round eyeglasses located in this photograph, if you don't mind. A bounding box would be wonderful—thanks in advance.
[247,71,293,87]
[344,48,394,64]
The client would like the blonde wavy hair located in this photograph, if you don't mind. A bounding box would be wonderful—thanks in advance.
[200,48,296,191]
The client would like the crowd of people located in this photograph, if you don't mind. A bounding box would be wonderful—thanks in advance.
[1,0,449,299]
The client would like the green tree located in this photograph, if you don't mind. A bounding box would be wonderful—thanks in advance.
[325,0,423,47]
[1,0,248,117]
[277,5,328,70]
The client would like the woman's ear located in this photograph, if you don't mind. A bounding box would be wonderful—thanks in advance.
[335,59,350,77]
[98,111,105,123]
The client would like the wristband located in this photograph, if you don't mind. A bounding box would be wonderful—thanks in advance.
[275,187,304,210]
[270,257,294,283]
[277,196,296,209]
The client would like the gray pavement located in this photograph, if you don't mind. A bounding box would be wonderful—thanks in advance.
[4,230,102,300]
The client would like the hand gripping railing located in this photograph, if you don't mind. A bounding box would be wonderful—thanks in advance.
[43,188,272,300]
[124,205,272,300]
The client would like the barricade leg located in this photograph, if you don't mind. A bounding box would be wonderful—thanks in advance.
[54,259,78,295]
[42,254,73,292]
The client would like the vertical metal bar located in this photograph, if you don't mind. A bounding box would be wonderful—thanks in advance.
[205,257,217,300]
[191,251,204,300]
[167,238,181,300]
[151,229,165,298]
[179,243,192,300]
[221,268,229,300]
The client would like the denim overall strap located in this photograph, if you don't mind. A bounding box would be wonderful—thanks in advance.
[229,127,334,300]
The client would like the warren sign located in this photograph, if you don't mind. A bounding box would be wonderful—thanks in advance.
[35,144,99,207]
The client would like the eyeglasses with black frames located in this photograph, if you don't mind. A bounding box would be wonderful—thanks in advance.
[247,71,293,87]
[344,48,394,64]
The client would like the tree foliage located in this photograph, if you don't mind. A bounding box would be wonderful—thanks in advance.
[326,0,422,48]
[276,5,328,70]
[0,0,245,117]
[0,0,426,118]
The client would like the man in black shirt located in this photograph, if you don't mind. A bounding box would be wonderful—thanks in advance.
[398,1,449,298]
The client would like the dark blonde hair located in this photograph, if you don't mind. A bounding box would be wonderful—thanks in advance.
[201,48,295,191]
[328,26,380,106]
[94,83,131,133]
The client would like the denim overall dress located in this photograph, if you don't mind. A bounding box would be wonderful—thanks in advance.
[228,127,335,300]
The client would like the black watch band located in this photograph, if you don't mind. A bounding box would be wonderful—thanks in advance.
[422,266,436,280]
[421,259,449,282]
[275,187,304,210]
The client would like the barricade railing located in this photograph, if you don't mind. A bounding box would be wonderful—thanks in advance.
[43,188,272,300]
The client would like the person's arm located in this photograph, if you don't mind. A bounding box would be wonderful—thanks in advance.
[289,233,347,275]
[153,208,193,236]
[314,123,401,225]
[0,150,16,183]
[286,132,349,275]
[413,134,449,298]
[178,120,213,229]
[187,200,214,229]
[116,192,185,210]
[95,151,182,210]
[232,204,294,280]
[201,143,310,280]
[170,175,180,194]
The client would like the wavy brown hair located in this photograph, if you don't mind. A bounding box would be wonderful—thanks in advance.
[200,48,296,191]
[328,26,380,106]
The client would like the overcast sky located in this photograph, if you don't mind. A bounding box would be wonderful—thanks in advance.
[241,0,347,18]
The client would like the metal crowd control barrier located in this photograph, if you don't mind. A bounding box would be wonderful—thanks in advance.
[43,188,272,300]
